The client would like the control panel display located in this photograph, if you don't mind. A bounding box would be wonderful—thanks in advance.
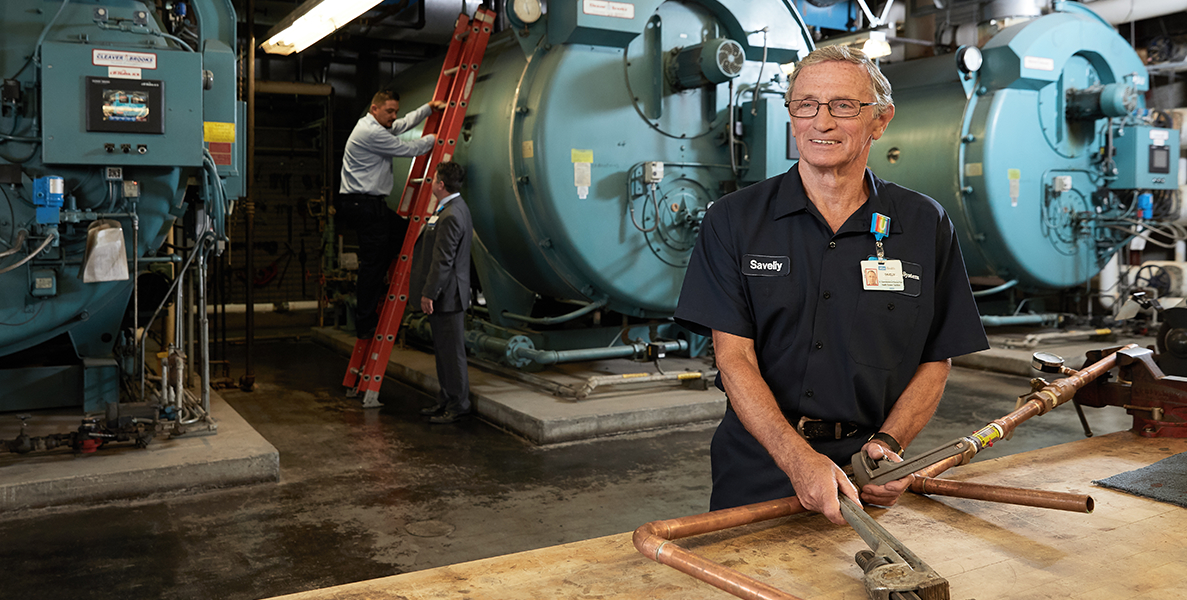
[85,77,164,135]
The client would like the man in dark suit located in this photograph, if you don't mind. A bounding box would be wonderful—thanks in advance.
[410,161,473,423]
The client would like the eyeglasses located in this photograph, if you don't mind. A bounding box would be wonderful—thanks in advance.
[784,99,877,119]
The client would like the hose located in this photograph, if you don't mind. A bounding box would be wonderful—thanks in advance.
[0,230,28,258]
[0,230,55,274]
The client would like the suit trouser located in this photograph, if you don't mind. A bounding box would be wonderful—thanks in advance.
[429,309,470,413]
[336,194,409,339]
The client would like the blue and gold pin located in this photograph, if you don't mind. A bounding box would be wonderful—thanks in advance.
[870,213,890,260]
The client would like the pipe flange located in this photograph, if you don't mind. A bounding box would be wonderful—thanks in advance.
[504,335,535,369]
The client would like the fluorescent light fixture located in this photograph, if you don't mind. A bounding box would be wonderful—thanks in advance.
[820,30,893,59]
[261,0,385,55]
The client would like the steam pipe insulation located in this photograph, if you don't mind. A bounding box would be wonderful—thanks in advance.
[979,313,1061,327]
[464,330,689,366]
[1082,0,1187,25]
[910,476,1094,513]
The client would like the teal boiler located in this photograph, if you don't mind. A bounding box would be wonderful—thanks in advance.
[390,0,813,334]
[0,0,242,410]
[869,1,1178,290]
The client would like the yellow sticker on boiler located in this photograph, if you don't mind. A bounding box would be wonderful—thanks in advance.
[571,149,593,163]
[203,121,236,143]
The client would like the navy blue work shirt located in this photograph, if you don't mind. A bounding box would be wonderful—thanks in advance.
[676,164,988,429]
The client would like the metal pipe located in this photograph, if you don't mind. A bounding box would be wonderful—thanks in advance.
[971,279,1017,298]
[199,247,210,415]
[254,80,332,96]
[463,329,689,366]
[1081,0,1187,25]
[979,313,1060,327]
[911,477,1094,513]
[206,300,320,314]
[241,0,256,391]
[913,344,1136,481]
[500,298,608,325]
[634,497,809,600]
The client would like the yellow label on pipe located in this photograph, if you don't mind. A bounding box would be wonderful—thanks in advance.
[969,423,1003,448]
[677,373,702,380]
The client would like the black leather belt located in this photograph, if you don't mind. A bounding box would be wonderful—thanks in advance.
[795,416,862,441]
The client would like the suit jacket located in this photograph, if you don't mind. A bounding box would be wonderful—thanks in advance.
[410,195,472,313]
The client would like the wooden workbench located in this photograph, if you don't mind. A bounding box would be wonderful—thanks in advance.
[272,432,1187,599]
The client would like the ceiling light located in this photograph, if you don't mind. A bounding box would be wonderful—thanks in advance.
[261,0,385,56]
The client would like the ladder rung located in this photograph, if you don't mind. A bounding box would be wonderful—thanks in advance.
[443,66,460,76]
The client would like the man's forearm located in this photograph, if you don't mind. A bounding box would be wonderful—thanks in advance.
[876,359,952,451]
[713,331,815,474]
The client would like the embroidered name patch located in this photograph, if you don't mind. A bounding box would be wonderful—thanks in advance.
[742,254,791,277]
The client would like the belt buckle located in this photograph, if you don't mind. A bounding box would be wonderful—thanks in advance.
[796,416,845,440]
[795,416,819,439]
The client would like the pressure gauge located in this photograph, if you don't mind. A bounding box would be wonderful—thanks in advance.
[513,0,542,24]
[956,45,983,74]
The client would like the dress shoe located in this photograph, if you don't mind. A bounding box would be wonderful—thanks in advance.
[419,404,446,416]
[428,410,470,424]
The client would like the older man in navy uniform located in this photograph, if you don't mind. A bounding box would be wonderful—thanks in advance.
[675,46,988,523]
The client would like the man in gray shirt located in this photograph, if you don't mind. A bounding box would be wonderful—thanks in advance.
[338,90,445,340]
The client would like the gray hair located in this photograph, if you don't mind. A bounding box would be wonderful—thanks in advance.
[785,46,893,115]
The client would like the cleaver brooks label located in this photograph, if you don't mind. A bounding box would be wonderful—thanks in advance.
[742,254,791,277]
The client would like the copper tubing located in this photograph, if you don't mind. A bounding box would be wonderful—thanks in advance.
[911,476,1094,513]
[634,497,809,600]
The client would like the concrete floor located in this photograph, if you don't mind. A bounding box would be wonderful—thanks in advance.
[0,337,1135,600]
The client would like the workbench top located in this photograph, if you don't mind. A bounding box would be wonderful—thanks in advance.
[271,432,1187,599]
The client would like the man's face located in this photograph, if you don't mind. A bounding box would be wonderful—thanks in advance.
[788,61,893,172]
[370,99,400,128]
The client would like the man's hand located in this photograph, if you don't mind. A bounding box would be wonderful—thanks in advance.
[421,296,434,314]
[429,100,447,111]
[785,448,861,525]
[857,442,912,507]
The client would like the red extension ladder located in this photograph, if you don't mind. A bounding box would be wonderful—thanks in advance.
[342,7,495,407]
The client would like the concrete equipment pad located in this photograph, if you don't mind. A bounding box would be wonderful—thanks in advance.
[314,326,1157,445]
[0,391,279,512]
[312,327,726,444]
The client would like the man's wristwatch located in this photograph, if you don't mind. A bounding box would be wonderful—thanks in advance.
[867,432,902,456]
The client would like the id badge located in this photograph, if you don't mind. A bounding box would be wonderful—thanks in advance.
[860,259,905,291]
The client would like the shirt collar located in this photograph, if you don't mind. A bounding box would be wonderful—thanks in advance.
[774,164,902,235]
[436,192,461,213]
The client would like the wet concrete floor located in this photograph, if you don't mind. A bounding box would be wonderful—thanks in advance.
[0,339,1132,600]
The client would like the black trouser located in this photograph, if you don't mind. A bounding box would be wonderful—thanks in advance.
[709,406,871,511]
[430,309,470,414]
[336,193,409,339]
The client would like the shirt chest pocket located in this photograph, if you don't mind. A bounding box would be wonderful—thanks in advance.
[847,294,921,370]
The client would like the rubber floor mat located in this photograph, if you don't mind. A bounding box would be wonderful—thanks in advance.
[1092,451,1187,508]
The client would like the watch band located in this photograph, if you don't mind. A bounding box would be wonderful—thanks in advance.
[868,431,902,456]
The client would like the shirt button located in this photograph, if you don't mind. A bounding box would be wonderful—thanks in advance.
[828,241,837,249]
[805,390,814,397]
[823,292,831,299]
[815,341,823,349]
[887,303,895,311]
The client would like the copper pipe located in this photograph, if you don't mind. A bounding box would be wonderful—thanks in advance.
[634,497,808,600]
[912,476,1094,513]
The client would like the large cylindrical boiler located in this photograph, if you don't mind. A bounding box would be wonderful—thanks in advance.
[389,0,813,331]
[869,2,1179,290]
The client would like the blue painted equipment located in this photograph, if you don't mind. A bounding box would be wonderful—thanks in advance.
[386,0,813,367]
[1,0,242,412]
[870,2,1180,290]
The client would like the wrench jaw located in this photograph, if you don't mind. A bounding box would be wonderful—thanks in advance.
[840,496,950,600]
[855,548,950,600]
